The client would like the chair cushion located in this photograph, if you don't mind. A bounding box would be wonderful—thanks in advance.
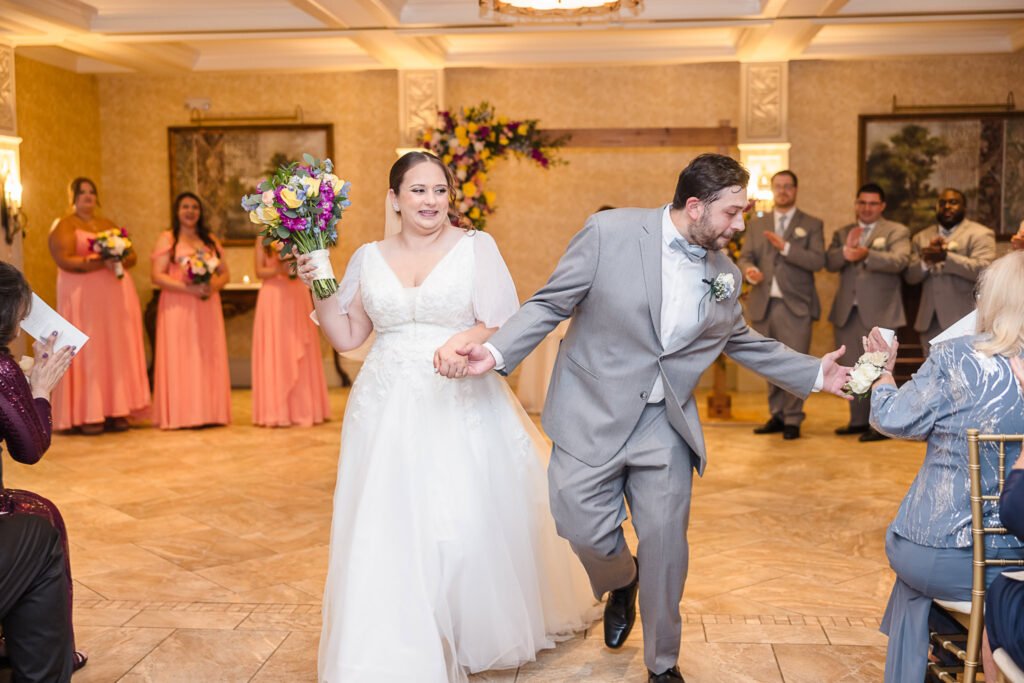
[934,598,972,614]
[994,648,1024,683]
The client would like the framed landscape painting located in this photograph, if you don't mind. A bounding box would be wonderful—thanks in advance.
[168,124,334,245]
[858,112,1024,237]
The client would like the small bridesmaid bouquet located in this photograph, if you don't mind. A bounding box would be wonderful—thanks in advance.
[89,228,132,278]
[180,249,219,299]
[241,154,351,300]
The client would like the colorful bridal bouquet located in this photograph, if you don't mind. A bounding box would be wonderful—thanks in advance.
[844,351,889,398]
[241,154,351,300]
[180,248,219,299]
[89,228,132,278]
[417,102,566,230]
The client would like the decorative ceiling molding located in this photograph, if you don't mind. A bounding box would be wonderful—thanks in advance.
[2,0,1022,74]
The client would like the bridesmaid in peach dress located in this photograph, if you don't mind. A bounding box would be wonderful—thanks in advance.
[251,239,330,427]
[149,192,231,429]
[47,177,150,435]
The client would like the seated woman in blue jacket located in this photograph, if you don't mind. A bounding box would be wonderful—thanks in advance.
[866,250,1024,683]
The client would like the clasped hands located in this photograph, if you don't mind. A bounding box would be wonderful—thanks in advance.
[434,342,495,379]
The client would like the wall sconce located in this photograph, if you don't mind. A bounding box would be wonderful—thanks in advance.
[0,170,22,245]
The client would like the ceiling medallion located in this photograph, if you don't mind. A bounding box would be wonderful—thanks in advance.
[479,0,643,23]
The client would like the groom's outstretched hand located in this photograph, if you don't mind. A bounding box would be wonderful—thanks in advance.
[456,343,497,376]
[820,345,854,400]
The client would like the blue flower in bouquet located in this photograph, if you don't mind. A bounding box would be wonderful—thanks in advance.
[241,193,262,212]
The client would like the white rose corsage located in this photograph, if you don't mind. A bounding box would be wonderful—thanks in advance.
[844,351,889,398]
[793,227,807,238]
[702,273,735,303]
[872,237,887,249]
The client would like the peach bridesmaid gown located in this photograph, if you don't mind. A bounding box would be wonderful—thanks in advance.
[150,231,231,429]
[251,263,330,427]
[52,216,150,430]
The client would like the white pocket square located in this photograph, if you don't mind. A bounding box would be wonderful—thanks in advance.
[872,237,886,249]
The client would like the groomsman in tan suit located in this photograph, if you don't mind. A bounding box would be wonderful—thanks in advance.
[826,183,910,442]
[905,188,995,353]
[739,171,824,440]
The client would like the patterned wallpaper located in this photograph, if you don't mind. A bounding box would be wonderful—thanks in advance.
[14,55,102,308]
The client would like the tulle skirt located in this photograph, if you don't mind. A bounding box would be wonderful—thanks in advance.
[318,340,599,682]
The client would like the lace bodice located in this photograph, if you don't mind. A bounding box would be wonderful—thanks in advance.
[361,237,478,335]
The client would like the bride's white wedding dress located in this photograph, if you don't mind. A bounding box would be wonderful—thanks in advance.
[318,231,599,683]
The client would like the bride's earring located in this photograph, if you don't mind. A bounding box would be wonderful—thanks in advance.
[392,204,400,212]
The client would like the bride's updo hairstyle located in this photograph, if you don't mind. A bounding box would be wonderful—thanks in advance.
[386,151,467,233]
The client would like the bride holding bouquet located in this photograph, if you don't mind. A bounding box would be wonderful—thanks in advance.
[149,192,231,429]
[291,151,598,682]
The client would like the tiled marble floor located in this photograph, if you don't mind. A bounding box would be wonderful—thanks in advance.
[2,388,919,682]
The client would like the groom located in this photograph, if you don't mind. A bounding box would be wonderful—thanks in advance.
[454,154,851,682]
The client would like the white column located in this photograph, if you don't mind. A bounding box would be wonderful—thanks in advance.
[397,69,445,155]
[738,61,791,208]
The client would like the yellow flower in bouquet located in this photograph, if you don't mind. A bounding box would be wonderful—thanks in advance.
[280,187,303,209]
[461,181,478,198]
[300,176,322,198]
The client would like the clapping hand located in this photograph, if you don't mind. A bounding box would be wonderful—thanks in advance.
[921,237,947,265]
[763,231,785,251]
[29,332,75,401]
[1011,230,1024,252]
[843,227,869,262]
[820,345,854,400]
[744,266,764,285]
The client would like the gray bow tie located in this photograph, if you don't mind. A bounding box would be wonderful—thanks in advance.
[670,236,707,263]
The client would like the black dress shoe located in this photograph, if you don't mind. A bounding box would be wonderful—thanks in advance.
[648,666,685,682]
[859,428,890,442]
[834,423,869,435]
[604,557,638,649]
[783,425,800,440]
[753,417,784,434]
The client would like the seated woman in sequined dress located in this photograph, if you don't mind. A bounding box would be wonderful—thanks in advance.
[0,261,86,678]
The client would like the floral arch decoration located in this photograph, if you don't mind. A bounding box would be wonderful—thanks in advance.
[417,102,567,230]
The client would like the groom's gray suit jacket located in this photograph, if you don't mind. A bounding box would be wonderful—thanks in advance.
[489,207,820,475]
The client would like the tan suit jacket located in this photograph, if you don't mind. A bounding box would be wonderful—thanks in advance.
[737,208,824,322]
[825,218,910,329]
[904,219,995,332]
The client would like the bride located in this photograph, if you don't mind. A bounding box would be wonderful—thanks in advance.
[297,151,598,682]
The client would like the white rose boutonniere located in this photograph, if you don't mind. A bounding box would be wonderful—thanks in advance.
[844,351,889,398]
[872,237,887,249]
[945,240,959,252]
[793,227,807,238]
[702,273,735,303]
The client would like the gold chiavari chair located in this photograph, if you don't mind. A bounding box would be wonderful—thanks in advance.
[928,430,1024,683]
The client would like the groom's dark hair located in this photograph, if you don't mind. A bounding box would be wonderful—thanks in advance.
[672,154,750,210]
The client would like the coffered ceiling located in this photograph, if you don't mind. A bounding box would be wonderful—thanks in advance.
[2,0,1022,74]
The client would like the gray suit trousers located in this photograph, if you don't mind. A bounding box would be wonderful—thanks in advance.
[751,298,812,426]
[834,307,872,428]
[548,401,695,673]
